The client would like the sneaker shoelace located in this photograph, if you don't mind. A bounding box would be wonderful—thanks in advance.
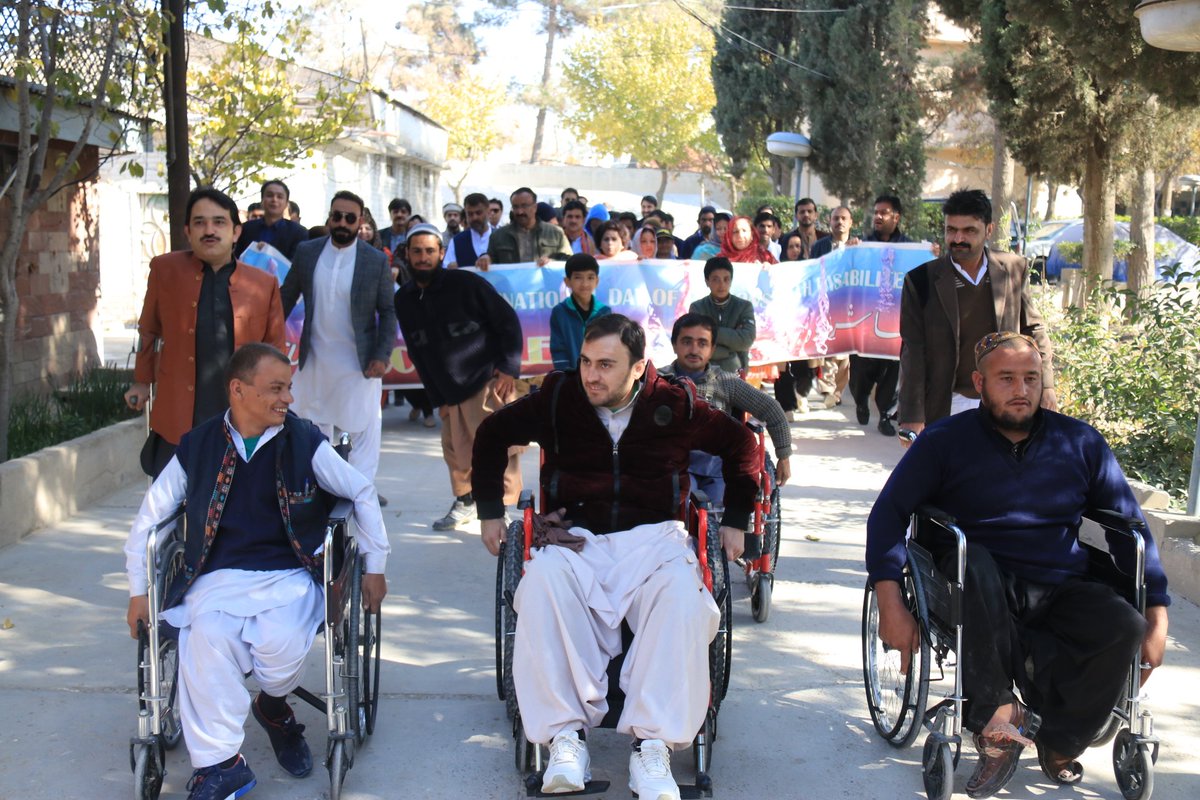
[186,765,216,792]
[637,744,671,778]
[550,734,585,765]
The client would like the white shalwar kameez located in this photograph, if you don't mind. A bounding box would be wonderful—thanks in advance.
[512,391,721,749]
[125,415,389,768]
[291,239,384,483]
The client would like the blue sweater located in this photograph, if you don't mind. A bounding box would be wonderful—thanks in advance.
[866,408,1170,607]
[549,296,611,371]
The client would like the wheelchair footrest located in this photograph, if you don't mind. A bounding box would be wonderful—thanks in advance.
[524,774,611,797]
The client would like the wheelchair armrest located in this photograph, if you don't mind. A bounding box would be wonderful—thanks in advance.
[1084,508,1145,534]
[328,498,354,526]
[745,419,764,435]
[517,490,534,510]
[915,504,957,526]
[689,488,712,510]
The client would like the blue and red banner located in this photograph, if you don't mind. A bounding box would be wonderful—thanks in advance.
[241,242,936,387]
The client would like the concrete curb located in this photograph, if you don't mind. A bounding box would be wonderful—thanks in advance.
[0,417,143,549]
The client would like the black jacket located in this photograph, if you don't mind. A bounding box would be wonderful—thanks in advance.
[394,267,523,406]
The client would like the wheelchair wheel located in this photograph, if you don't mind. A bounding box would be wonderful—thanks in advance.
[495,540,507,702]
[345,558,366,745]
[750,571,773,623]
[1113,729,1156,800]
[861,565,929,748]
[140,539,184,751]
[501,520,525,721]
[921,735,954,800]
[362,602,381,737]
[328,739,348,800]
[131,740,165,800]
[707,522,732,712]
[763,456,781,571]
[1092,711,1123,748]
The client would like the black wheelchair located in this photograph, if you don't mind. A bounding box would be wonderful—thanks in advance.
[130,496,381,800]
[495,488,732,797]
[861,505,1159,800]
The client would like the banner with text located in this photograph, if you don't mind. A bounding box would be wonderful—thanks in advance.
[242,242,934,387]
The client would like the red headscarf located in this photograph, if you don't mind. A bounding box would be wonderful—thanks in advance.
[718,215,777,264]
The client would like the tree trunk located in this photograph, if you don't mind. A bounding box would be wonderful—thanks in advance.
[1044,181,1059,221]
[1128,163,1156,305]
[656,168,669,207]
[528,0,558,165]
[163,0,190,250]
[1080,135,1116,305]
[989,127,1015,251]
[1158,171,1175,217]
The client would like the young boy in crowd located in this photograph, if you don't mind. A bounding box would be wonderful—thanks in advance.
[549,253,612,371]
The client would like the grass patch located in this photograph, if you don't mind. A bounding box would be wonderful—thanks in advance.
[6,365,139,460]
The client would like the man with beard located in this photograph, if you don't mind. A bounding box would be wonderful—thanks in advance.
[488,187,572,266]
[385,197,412,253]
[866,333,1169,799]
[785,197,821,260]
[441,202,464,245]
[282,191,396,502]
[126,187,286,477]
[472,314,757,800]
[897,189,1054,444]
[679,205,715,260]
[444,193,494,269]
[395,223,524,530]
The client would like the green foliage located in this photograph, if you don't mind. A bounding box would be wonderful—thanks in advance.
[903,202,946,244]
[187,3,368,195]
[1048,268,1200,505]
[1157,216,1200,247]
[798,0,928,212]
[710,4,807,179]
[1055,241,1173,268]
[561,18,718,175]
[6,367,137,460]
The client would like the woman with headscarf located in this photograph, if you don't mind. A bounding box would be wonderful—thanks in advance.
[719,215,777,264]
[634,225,659,260]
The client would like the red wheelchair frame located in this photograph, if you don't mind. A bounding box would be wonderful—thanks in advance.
[495,478,731,798]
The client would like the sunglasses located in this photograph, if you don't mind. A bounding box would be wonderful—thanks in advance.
[330,210,358,224]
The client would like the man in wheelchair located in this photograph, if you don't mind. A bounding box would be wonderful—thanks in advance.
[123,343,390,800]
[656,312,792,493]
[866,331,1169,798]
[473,314,758,799]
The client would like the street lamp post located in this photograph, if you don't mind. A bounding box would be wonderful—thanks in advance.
[766,132,813,213]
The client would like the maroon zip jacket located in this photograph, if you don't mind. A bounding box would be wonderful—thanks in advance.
[472,363,758,533]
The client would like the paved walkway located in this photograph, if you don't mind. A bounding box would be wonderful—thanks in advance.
[1,401,1198,799]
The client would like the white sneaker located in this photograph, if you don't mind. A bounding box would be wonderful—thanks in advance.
[784,410,795,423]
[797,397,810,414]
[542,730,590,793]
[629,739,680,800]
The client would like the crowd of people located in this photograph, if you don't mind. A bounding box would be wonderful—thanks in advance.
[121,179,1169,800]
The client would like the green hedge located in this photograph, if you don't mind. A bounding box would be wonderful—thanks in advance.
[1047,268,1200,506]
[6,366,138,460]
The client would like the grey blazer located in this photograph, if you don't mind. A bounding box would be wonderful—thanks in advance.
[898,249,1053,425]
[281,237,397,371]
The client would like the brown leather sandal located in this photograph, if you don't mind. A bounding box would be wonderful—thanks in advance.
[1036,740,1084,785]
[965,703,1042,799]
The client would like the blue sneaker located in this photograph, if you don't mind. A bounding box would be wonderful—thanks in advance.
[251,694,313,777]
[186,754,256,800]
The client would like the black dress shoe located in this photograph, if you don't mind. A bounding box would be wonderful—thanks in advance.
[251,695,312,778]
[856,405,870,425]
[878,417,896,437]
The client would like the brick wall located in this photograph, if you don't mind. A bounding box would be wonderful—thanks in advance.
[0,137,101,396]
